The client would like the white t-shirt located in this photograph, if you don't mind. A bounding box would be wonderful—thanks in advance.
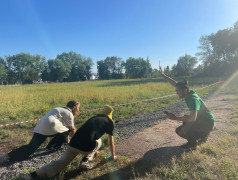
[34,107,74,135]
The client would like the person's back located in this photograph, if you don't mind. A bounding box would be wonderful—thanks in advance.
[186,90,215,128]
[0,100,79,164]
[69,114,114,151]
[22,105,116,179]
[34,107,74,135]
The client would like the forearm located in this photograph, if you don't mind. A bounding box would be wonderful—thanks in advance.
[161,73,177,87]
[167,111,197,123]
[108,136,116,158]
[68,126,76,137]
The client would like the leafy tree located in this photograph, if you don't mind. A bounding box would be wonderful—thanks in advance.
[164,66,170,76]
[23,55,46,83]
[196,21,238,76]
[45,59,71,82]
[54,59,71,82]
[170,64,177,77]
[175,54,197,76]
[97,60,110,80]
[56,51,93,81]
[0,57,7,83]
[196,35,214,67]
[97,56,124,80]
[124,57,152,78]
[5,53,46,84]
[152,68,160,78]
[104,56,124,79]
[83,57,93,80]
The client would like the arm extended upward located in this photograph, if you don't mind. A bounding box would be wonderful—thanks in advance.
[159,66,177,87]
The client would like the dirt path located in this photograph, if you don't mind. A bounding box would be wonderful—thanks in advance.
[115,91,234,163]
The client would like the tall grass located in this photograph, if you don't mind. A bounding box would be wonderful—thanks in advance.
[0,77,219,128]
[6,76,225,179]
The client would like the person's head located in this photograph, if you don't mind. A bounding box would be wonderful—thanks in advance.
[98,105,114,120]
[175,80,189,98]
[66,100,80,116]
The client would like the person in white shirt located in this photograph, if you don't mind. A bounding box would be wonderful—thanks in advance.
[0,100,79,163]
[23,105,116,180]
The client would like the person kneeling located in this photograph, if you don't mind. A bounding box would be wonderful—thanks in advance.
[23,105,116,179]
[0,100,79,164]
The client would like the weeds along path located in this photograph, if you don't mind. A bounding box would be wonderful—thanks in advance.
[0,84,233,179]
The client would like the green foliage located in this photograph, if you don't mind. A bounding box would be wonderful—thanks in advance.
[175,54,197,76]
[196,21,238,76]
[56,51,93,81]
[124,57,152,78]
[0,77,218,131]
[97,56,124,80]
[0,58,7,83]
[5,53,46,84]
[1,51,94,84]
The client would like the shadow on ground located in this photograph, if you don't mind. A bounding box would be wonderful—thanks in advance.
[64,146,184,180]
[0,148,58,168]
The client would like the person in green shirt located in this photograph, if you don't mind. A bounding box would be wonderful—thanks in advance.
[159,67,215,149]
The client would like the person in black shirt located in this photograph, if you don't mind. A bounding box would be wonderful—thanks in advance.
[23,105,116,179]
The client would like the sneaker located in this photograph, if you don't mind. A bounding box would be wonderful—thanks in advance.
[179,141,197,150]
[80,160,93,169]
[23,174,33,180]
[0,154,8,164]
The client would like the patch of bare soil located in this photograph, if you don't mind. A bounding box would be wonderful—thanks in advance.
[0,131,32,155]
[116,92,235,164]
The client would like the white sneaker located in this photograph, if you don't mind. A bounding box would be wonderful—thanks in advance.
[0,154,8,164]
[23,174,33,180]
[80,160,93,169]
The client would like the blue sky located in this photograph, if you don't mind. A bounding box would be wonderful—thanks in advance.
[0,0,238,73]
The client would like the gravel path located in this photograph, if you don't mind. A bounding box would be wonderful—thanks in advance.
[0,96,206,179]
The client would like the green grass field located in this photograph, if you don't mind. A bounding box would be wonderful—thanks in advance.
[14,75,235,180]
[1,76,232,180]
[0,77,219,130]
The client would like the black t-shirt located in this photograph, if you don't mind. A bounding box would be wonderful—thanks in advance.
[69,114,114,151]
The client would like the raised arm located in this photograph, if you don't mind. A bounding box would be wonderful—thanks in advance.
[159,66,177,87]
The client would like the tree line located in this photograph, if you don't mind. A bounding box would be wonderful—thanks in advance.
[152,21,238,78]
[0,21,237,84]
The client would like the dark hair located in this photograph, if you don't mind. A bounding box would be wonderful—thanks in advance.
[66,100,80,116]
[66,100,79,109]
[176,80,189,91]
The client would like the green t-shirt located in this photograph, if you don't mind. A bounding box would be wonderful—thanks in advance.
[185,90,215,125]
